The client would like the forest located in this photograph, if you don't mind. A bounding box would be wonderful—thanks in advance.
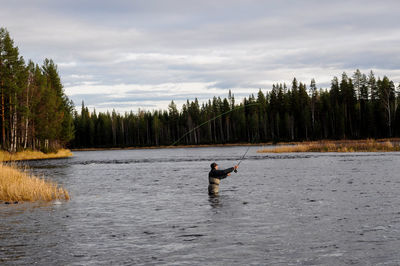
[0,28,74,152]
[73,71,400,148]
[2,27,400,151]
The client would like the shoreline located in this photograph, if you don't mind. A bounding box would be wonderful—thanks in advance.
[71,138,400,151]
[0,149,73,162]
[0,163,70,202]
[258,139,400,153]
[71,142,273,151]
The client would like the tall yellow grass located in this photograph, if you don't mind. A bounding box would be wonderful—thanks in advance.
[0,149,72,162]
[258,139,400,153]
[0,163,70,202]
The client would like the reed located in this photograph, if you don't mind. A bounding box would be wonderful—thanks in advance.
[0,149,72,162]
[258,139,400,153]
[0,163,70,202]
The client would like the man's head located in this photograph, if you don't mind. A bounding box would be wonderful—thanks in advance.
[210,162,218,170]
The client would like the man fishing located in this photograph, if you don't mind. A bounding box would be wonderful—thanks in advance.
[208,163,238,195]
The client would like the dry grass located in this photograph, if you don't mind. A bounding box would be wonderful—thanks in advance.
[0,163,70,202]
[0,149,72,162]
[258,139,400,153]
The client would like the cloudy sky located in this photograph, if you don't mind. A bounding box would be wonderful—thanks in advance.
[1,0,400,112]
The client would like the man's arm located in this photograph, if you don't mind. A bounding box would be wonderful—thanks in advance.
[221,165,238,175]
[212,167,234,179]
[222,167,235,175]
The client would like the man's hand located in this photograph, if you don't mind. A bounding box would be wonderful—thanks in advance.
[227,173,231,176]
[234,165,238,170]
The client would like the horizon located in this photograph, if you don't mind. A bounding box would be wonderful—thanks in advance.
[75,70,398,115]
[2,0,400,113]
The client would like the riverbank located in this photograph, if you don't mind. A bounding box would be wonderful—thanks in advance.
[72,139,400,152]
[71,143,272,151]
[258,139,400,153]
[0,163,70,202]
[0,149,73,162]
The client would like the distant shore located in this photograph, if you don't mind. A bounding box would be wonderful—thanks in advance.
[258,139,400,153]
[71,138,400,152]
[0,149,73,162]
[71,142,273,151]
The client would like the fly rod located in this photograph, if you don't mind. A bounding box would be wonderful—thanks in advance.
[234,145,251,173]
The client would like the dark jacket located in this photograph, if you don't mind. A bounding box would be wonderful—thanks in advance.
[209,167,235,180]
[208,167,234,195]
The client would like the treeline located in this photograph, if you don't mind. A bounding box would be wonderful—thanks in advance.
[3,28,399,150]
[72,70,400,148]
[0,28,74,152]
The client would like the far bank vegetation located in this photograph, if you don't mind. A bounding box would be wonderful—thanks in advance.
[72,72,400,149]
[258,139,400,153]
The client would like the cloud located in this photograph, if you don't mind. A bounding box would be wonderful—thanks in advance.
[1,0,400,112]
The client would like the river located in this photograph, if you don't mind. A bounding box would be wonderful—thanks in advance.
[1,147,400,265]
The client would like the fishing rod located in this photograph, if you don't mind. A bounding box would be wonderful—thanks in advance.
[170,103,260,147]
[234,145,251,173]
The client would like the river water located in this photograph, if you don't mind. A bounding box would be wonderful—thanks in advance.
[1,147,400,265]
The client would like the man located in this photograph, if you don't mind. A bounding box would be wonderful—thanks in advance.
[208,162,238,195]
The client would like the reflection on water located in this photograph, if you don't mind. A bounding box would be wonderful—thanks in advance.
[208,195,221,209]
[1,147,400,265]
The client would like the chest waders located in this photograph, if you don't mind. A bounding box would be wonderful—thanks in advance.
[208,176,221,195]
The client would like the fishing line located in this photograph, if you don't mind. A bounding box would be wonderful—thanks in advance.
[170,103,260,146]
